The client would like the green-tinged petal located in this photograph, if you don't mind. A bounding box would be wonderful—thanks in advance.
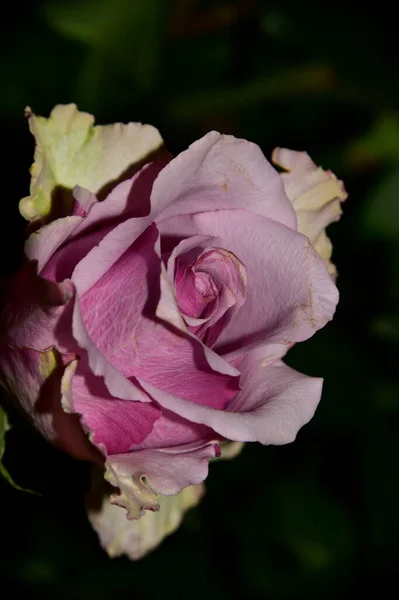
[20,104,163,221]
[87,466,204,560]
[0,404,39,494]
[272,148,347,279]
[219,440,245,460]
[0,346,95,462]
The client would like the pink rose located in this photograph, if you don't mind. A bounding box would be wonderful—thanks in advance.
[1,111,343,557]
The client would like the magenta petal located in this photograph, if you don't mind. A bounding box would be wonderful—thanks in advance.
[138,350,323,445]
[152,132,297,229]
[71,361,161,455]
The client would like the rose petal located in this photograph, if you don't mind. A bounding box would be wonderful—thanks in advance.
[66,358,161,455]
[0,346,95,460]
[152,131,297,229]
[1,263,74,350]
[87,466,204,560]
[25,216,83,273]
[76,224,239,409]
[135,409,216,450]
[272,147,347,279]
[105,441,219,518]
[71,186,98,216]
[138,352,323,446]
[68,287,149,403]
[20,104,163,221]
[159,209,339,359]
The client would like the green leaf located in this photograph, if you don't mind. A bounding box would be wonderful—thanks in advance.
[0,405,40,494]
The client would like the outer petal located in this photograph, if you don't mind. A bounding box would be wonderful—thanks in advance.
[105,442,219,519]
[29,160,168,281]
[272,148,347,279]
[152,132,297,229]
[1,262,74,350]
[87,467,204,560]
[19,104,163,221]
[138,353,323,446]
[159,210,338,359]
[25,215,84,273]
[0,346,96,461]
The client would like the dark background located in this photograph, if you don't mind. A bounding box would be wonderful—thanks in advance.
[1,1,398,598]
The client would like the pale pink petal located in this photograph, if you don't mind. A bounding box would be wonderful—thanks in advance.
[152,132,297,229]
[41,221,117,282]
[139,354,322,446]
[72,159,169,238]
[25,216,83,273]
[105,441,220,518]
[159,209,338,359]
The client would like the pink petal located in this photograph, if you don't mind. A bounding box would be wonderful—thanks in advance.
[72,159,169,237]
[139,351,323,446]
[77,225,239,410]
[105,441,220,518]
[71,186,98,217]
[152,132,297,229]
[69,358,161,455]
[1,262,74,350]
[69,286,149,403]
[0,346,96,461]
[25,216,83,273]
[31,161,167,281]
[159,209,338,359]
[174,246,247,346]
[135,409,216,450]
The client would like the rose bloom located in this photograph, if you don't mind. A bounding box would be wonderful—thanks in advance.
[0,106,346,559]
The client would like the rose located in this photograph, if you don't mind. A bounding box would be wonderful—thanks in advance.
[0,105,345,559]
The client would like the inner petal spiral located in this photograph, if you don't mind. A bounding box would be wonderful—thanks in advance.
[173,246,247,347]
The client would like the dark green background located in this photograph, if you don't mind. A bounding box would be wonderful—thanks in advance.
[1,1,398,598]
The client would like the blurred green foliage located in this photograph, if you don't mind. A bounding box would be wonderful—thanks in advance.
[1,0,398,598]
